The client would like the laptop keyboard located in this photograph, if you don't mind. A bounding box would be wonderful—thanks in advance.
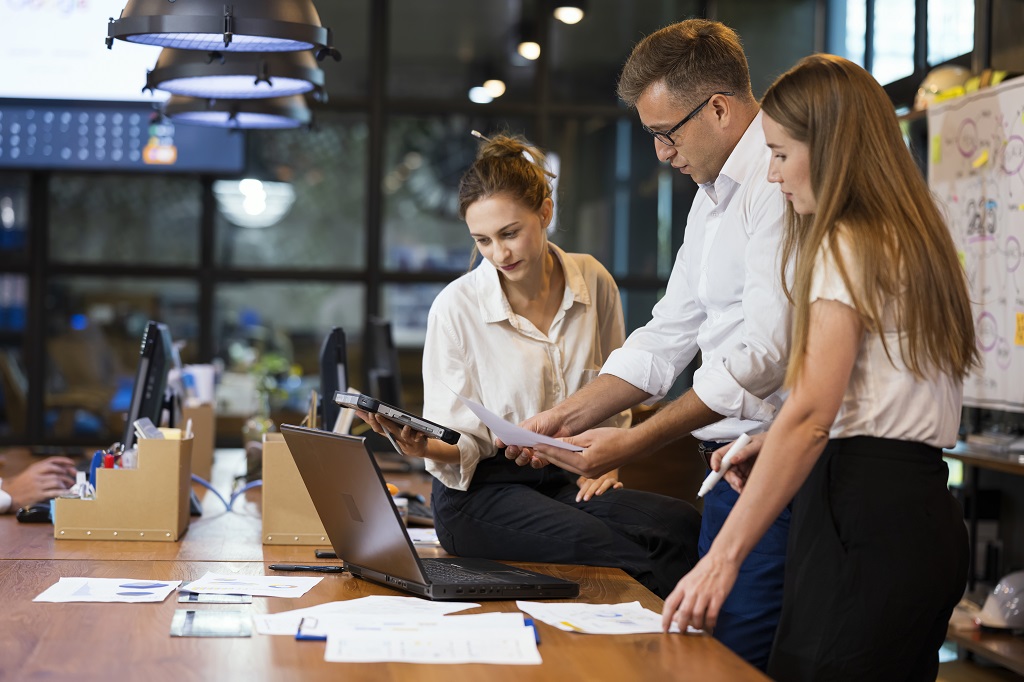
[422,559,507,584]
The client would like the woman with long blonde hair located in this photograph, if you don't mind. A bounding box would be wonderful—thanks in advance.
[662,53,976,680]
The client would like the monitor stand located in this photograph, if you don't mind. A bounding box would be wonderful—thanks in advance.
[189,490,203,516]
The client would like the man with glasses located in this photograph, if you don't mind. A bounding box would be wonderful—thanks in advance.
[505,19,790,670]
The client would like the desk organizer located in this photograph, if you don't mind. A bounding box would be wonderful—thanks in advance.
[53,429,194,542]
[182,403,215,481]
[261,431,329,545]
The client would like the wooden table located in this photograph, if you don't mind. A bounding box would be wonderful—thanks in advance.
[0,448,768,681]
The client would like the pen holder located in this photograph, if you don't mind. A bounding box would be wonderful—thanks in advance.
[182,402,215,481]
[53,429,194,542]
[261,431,329,545]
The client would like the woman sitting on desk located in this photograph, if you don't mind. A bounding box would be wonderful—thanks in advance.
[359,132,701,598]
[661,54,976,679]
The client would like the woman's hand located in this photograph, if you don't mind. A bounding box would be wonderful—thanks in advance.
[661,549,741,633]
[711,432,766,494]
[575,469,624,502]
[356,410,429,459]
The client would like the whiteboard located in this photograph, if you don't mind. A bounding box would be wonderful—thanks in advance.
[929,75,1024,411]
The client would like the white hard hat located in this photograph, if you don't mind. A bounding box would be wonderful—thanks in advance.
[914,65,971,110]
[977,570,1024,629]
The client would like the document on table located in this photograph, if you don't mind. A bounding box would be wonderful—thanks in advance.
[407,527,440,546]
[517,600,696,634]
[182,572,321,598]
[253,595,479,636]
[455,393,583,452]
[323,613,541,665]
[34,578,181,603]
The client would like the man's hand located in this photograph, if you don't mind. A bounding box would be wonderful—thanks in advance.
[501,408,569,468]
[575,469,623,502]
[3,457,76,511]
[711,432,766,494]
[531,427,641,479]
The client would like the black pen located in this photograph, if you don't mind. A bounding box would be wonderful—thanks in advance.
[268,564,345,573]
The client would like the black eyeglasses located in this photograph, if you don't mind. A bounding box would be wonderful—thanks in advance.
[642,91,734,146]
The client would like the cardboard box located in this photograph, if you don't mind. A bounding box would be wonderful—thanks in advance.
[182,402,215,481]
[261,432,329,545]
[53,429,194,542]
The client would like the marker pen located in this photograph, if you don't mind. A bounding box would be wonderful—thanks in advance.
[696,433,751,498]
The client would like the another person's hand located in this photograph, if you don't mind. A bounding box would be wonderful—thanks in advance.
[355,410,429,459]
[711,432,766,494]
[502,408,568,468]
[575,469,623,502]
[531,427,638,479]
[2,457,76,511]
[661,549,741,633]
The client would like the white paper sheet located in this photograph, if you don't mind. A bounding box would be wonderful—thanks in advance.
[33,577,181,603]
[323,613,541,665]
[516,600,696,634]
[407,527,440,545]
[456,393,583,452]
[253,595,480,636]
[182,572,321,599]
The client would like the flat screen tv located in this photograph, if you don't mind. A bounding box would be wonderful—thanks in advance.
[365,317,402,408]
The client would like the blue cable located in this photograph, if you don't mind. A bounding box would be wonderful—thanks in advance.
[229,479,263,510]
[190,474,230,511]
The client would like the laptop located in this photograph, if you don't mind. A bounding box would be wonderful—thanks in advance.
[280,424,580,601]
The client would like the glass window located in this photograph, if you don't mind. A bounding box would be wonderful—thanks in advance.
[213,281,365,420]
[0,346,25,437]
[382,114,532,273]
[215,114,368,269]
[928,0,974,64]
[717,0,818,97]
[0,173,29,260]
[548,116,693,279]
[872,0,916,84]
[381,282,447,411]
[49,174,200,266]
[44,277,199,440]
[827,0,867,66]
[389,0,533,103]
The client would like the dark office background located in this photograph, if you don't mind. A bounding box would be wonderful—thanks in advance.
[0,0,1019,449]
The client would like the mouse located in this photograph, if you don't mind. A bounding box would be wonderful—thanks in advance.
[15,503,52,523]
[394,491,427,504]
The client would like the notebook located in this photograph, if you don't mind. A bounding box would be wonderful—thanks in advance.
[280,424,580,601]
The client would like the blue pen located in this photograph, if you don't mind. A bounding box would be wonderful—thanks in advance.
[89,450,105,490]
[524,617,541,645]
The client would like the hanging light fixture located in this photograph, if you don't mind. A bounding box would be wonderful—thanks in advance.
[145,48,326,100]
[552,2,586,25]
[164,94,311,129]
[106,0,341,60]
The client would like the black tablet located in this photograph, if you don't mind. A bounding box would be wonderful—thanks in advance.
[334,391,461,445]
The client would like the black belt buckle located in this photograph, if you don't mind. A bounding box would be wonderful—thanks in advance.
[696,442,715,469]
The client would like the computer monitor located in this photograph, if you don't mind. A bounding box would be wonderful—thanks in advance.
[121,321,178,451]
[319,327,348,431]
[365,317,402,408]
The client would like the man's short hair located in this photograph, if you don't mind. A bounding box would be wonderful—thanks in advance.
[617,19,754,109]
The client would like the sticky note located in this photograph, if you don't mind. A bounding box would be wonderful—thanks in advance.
[1016,313,1024,346]
[973,149,989,169]
[958,251,966,268]
[931,136,942,164]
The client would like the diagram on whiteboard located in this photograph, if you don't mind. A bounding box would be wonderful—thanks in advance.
[929,75,1024,410]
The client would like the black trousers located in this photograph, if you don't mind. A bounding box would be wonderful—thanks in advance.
[768,436,969,682]
[431,455,702,598]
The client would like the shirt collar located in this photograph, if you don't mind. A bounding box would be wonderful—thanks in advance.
[475,243,590,325]
[700,109,766,204]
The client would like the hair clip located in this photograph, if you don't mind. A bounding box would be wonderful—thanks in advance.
[470,129,491,142]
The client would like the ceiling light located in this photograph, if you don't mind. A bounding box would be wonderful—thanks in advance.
[214,178,296,229]
[517,41,541,61]
[482,79,506,98]
[468,87,493,104]
[107,0,342,60]
[553,3,586,24]
[146,48,325,100]
[164,94,311,129]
